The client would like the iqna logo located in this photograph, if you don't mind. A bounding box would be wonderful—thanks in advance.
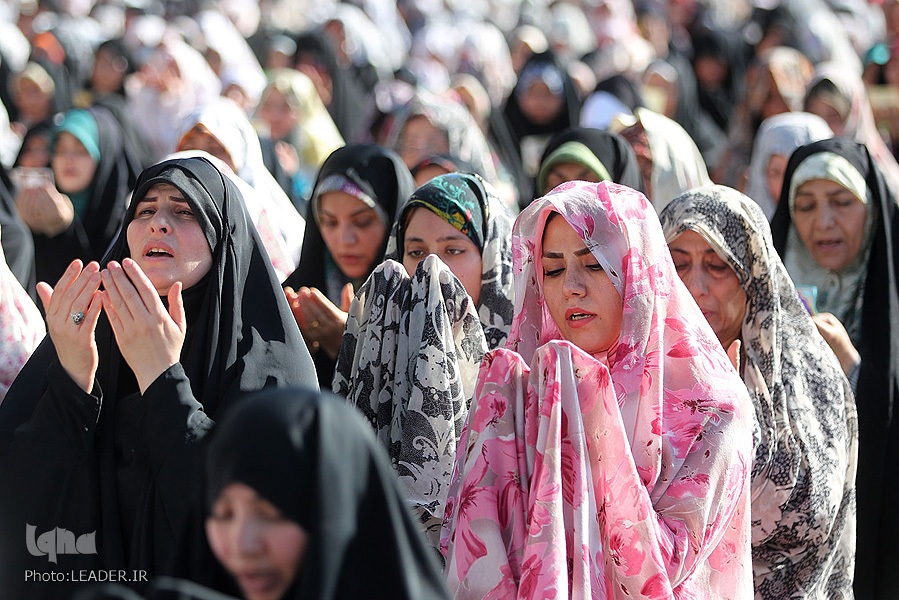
[26,524,97,564]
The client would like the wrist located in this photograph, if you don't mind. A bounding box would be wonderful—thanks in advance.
[136,361,178,395]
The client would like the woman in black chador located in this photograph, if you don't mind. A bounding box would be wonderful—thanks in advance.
[0,156,317,599]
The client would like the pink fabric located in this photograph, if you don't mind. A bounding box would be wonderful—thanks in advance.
[0,229,44,402]
[441,181,754,599]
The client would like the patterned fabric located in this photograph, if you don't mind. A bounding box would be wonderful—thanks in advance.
[388,173,515,350]
[334,256,487,547]
[442,181,754,599]
[618,107,712,213]
[660,185,858,599]
[0,226,44,402]
[404,174,486,248]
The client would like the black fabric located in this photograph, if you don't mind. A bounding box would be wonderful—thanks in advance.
[0,156,318,599]
[282,144,414,390]
[665,51,727,170]
[591,72,644,113]
[771,137,899,599]
[32,105,141,286]
[292,29,369,143]
[0,165,36,296]
[538,127,645,194]
[200,387,450,600]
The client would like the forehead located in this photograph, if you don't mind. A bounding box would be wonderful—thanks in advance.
[138,183,188,201]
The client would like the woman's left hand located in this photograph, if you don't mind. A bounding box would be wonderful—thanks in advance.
[285,284,352,359]
[101,258,187,394]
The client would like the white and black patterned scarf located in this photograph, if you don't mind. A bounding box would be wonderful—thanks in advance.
[333,256,487,547]
[660,185,858,599]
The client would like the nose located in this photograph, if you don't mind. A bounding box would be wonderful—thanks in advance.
[681,268,708,299]
[815,203,836,229]
[149,211,170,234]
[338,223,357,246]
[562,264,587,298]
[234,517,263,556]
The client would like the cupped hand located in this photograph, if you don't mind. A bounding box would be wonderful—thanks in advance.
[101,258,187,394]
[284,283,352,359]
[37,260,104,393]
[16,184,75,237]
[812,312,860,375]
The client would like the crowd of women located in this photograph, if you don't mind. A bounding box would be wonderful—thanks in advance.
[0,0,897,598]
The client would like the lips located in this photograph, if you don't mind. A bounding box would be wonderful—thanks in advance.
[142,242,174,258]
[236,570,279,595]
[815,239,843,251]
[565,307,596,328]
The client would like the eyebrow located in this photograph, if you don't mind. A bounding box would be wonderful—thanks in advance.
[320,207,375,219]
[405,234,468,243]
[669,247,718,256]
[136,196,188,204]
[542,247,594,258]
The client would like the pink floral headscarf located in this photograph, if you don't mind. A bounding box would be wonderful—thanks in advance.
[441,181,754,598]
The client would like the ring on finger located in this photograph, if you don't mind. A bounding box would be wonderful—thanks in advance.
[70,311,85,325]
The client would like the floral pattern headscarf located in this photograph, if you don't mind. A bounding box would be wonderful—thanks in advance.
[660,185,857,598]
[441,181,755,598]
[388,173,515,349]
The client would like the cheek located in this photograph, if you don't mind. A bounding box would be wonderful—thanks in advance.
[205,522,231,566]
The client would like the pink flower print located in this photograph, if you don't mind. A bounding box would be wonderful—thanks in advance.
[473,391,509,430]
[519,551,555,599]
[559,435,585,508]
[667,468,711,499]
[581,213,596,238]
[484,563,520,600]
[606,527,647,577]
[640,573,674,600]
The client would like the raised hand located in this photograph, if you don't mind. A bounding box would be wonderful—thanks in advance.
[36,260,104,393]
[16,183,75,237]
[101,258,187,394]
[284,284,351,359]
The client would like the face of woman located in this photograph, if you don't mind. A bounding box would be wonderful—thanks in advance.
[318,191,387,280]
[543,161,602,194]
[258,88,298,141]
[52,132,97,194]
[18,133,51,168]
[668,229,747,349]
[519,81,564,125]
[765,153,788,204]
[91,47,128,94]
[126,183,213,295]
[178,125,236,172]
[403,207,483,305]
[206,482,309,600]
[541,215,623,355]
[805,97,846,136]
[397,116,450,169]
[14,78,52,124]
[792,178,867,272]
[412,164,450,187]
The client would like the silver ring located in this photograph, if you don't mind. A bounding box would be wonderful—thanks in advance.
[70,311,85,325]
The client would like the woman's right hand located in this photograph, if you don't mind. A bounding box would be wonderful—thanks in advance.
[16,183,75,237]
[36,260,104,393]
[812,312,861,376]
